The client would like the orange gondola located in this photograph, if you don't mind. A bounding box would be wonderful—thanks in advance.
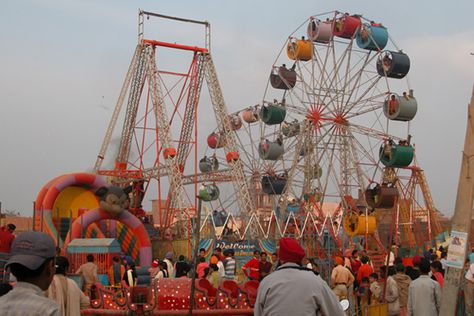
[163,147,177,159]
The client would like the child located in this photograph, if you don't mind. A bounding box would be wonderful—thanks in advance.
[207,264,220,288]
[196,257,209,279]
[369,272,381,304]
[357,276,371,305]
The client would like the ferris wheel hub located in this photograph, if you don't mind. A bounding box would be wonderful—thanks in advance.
[306,108,348,127]
[333,113,348,125]
[306,106,323,128]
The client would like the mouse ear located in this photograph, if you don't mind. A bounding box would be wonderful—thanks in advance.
[95,186,109,197]
[123,185,133,195]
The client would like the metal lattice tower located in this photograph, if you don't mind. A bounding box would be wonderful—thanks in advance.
[202,53,258,237]
[94,46,142,172]
[176,53,206,168]
[116,47,148,165]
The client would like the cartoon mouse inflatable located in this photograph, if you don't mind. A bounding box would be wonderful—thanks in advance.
[95,185,132,215]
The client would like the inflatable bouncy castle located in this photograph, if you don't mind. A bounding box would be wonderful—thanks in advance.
[34,173,152,266]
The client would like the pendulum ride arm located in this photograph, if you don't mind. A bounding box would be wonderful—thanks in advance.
[176,53,206,168]
[146,45,187,219]
[116,46,148,166]
[202,53,257,235]
[93,45,142,171]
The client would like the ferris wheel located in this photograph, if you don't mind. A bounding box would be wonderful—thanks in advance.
[202,11,421,246]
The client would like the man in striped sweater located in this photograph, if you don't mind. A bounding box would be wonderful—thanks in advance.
[223,249,236,280]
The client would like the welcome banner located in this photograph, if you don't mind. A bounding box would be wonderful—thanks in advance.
[198,239,276,270]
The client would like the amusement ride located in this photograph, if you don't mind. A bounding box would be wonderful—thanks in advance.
[32,10,444,296]
[202,11,443,259]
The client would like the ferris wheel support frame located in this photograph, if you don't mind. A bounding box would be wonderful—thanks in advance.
[203,53,258,238]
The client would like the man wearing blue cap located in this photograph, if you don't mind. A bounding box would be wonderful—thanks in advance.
[0,231,59,315]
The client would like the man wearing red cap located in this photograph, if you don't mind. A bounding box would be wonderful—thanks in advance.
[255,238,344,316]
[147,259,160,279]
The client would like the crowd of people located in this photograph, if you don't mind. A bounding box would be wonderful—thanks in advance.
[0,225,473,315]
[328,246,474,316]
[143,245,321,288]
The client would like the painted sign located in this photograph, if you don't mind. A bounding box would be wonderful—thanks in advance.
[446,230,468,269]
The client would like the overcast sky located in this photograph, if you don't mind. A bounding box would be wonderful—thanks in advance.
[0,0,473,217]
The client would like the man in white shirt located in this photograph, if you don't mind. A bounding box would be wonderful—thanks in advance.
[407,258,441,316]
[163,251,174,277]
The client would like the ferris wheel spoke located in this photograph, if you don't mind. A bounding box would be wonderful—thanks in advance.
[278,122,311,214]
[347,122,402,142]
[333,41,369,114]
[234,125,259,170]
[348,133,369,191]
[291,63,326,115]
[340,52,378,112]
[311,44,341,117]
[342,74,384,116]
[338,41,358,114]
[345,126,385,182]
[314,125,347,199]
[345,87,386,108]
[327,143,351,201]
[325,41,352,112]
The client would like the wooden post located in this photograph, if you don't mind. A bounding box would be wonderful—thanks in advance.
[69,210,73,244]
[56,208,60,247]
[32,201,36,231]
[440,87,474,314]
[189,198,202,316]
[81,212,84,238]
[40,206,44,232]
